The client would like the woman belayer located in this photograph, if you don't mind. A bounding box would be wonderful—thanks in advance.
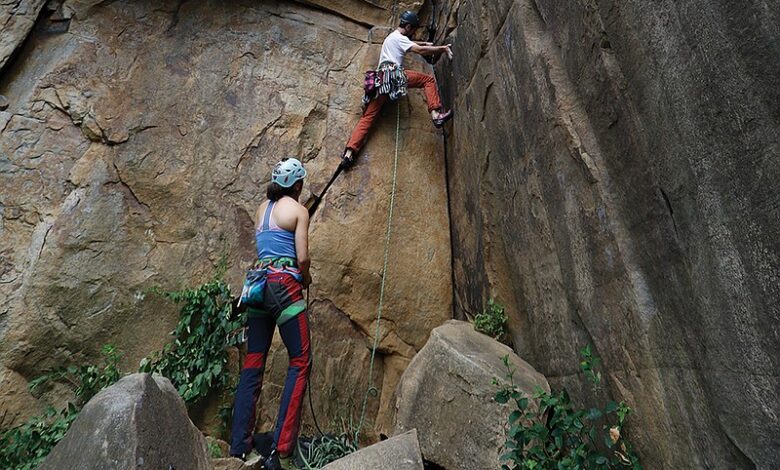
[230,157,312,470]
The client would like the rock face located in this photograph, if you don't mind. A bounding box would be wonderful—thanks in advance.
[321,429,424,470]
[0,0,46,72]
[433,0,780,468]
[0,0,450,438]
[394,320,549,470]
[39,373,210,470]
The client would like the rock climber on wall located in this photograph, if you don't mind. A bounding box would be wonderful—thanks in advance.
[341,10,454,167]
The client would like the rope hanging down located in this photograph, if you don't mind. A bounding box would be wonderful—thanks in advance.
[355,101,402,444]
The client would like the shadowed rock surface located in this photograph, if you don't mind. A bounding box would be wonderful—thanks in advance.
[394,320,549,470]
[432,0,780,467]
[39,373,210,470]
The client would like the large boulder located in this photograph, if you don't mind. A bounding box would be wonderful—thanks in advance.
[434,0,780,467]
[394,320,549,470]
[39,373,209,470]
[321,429,424,470]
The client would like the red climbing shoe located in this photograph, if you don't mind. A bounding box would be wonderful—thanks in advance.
[433,109,453,128]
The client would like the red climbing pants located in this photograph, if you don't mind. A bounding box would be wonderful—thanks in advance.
[345,70,443,153]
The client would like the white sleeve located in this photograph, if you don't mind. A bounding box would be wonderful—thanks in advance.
[397,34,415,52]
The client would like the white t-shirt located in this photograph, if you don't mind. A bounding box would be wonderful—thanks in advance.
[378,30,415,67]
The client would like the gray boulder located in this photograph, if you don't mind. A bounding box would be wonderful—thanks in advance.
[39,373,210,470]
[321,429,424,470]
[394,320,549,470]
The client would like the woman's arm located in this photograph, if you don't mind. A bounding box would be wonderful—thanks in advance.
[294,204,312,287]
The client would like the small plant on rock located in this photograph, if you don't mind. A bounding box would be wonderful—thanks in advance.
[28,344,122,406]
[494,346,642,469]
[473,299,509,344]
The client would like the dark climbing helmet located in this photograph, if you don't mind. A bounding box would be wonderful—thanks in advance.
[271,157,307,188]
[399,10,420,28]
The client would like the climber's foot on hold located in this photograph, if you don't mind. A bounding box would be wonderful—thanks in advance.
[432,108,453,128]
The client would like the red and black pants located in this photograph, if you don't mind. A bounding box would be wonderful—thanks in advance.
[230,273,311,457]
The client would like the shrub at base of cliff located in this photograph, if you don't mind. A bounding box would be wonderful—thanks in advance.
[139,277,243,405]
[495,346,642,470]
[0,274,242,469]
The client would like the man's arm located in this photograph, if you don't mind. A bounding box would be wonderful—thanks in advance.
[409,43,453,59]
[294,205,312,287]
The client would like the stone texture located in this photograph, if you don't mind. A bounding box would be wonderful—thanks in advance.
[0,365,43,428]
[433,0,780,468]
[39,373,210,470]
[0,0,47,72]
[212,456,263,470]
[394,320,549,470]
[292,0,423,27]
[321,429,424,470]
[0,0,450,440]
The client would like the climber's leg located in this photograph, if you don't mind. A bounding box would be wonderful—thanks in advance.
[406,69,453,127]
[405,70,442,112]
[273,311,311,457]
[230,312,275,457]
[345,94,389,156]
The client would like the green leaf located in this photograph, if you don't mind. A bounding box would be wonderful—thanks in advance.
[587,408,602,421]
[518,397,529,410]
[495,390,510,404]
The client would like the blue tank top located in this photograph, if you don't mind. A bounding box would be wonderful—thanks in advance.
[255,201,297,260]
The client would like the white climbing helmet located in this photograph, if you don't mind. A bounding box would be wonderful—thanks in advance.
[271,157,307,188]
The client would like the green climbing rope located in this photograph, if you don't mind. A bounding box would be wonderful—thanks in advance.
[354,101,402,445]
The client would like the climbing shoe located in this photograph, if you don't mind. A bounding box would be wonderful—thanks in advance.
[432,109,454,128]
[263,450,296,470]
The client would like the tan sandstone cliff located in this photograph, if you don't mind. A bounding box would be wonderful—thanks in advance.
[0,0,450,440]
